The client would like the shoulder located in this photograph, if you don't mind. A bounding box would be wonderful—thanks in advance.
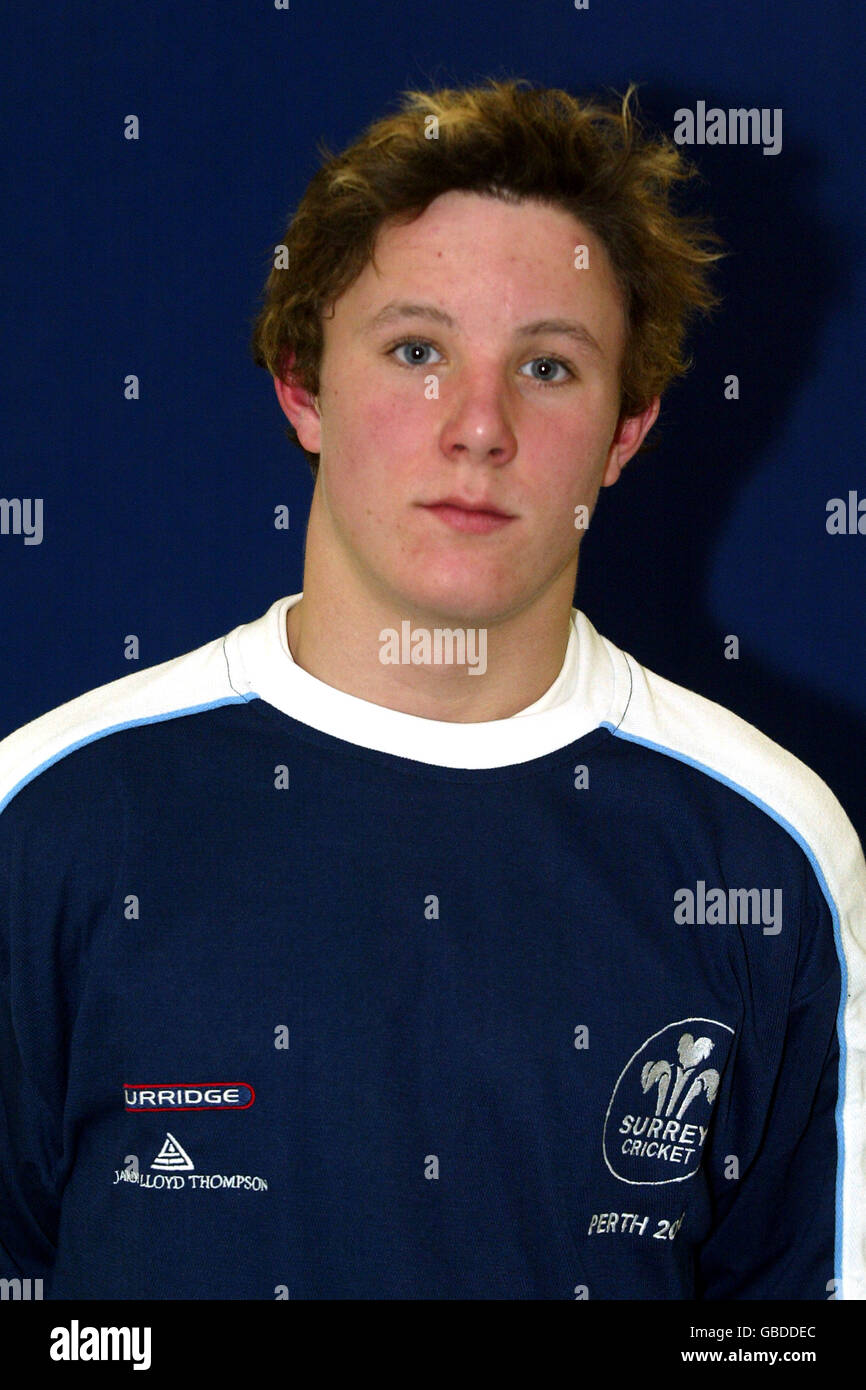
[0,627,248,818]
[587,615,866,921]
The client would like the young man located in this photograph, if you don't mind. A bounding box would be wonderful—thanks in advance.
[2,79,864,1301]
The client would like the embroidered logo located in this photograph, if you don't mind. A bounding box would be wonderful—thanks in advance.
[112,1135,268,1193]
[603,1018,734,1185]
[124,1083,255,1112]
[151,1133,195,1172]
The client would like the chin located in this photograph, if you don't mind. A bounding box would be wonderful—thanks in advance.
[391,576,526,628]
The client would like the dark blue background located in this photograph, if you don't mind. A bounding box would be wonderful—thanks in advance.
[2,1,864,838]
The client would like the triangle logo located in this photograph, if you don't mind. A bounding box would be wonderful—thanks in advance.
[151,1131,195,1172]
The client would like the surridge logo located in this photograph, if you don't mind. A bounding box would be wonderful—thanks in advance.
[124,1082,255,1111]
[603,1018,734,1185]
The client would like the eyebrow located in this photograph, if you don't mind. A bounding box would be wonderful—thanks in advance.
[364,300,604,357]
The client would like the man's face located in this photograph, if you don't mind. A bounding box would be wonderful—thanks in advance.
[280,190,658,626]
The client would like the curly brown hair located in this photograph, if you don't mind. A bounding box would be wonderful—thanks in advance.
[249,77,726,481]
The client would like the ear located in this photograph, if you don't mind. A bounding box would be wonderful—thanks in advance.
[600,395,661,488]
[273,350,322,454]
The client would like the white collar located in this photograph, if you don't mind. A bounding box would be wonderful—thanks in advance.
[223,593,630,769]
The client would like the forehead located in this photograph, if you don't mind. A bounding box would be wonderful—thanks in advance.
[327,190,626,358]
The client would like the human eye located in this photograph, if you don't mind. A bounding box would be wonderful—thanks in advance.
[388,337,444,368]
[518,355,576,385]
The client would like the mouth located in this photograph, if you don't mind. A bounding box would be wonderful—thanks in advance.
[419,497,517,535]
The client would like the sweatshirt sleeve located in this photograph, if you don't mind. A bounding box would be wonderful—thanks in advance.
[696,836,866,1301]
[697,967,842,1298]
[0,799,64,1285]
[0,751,128,1293]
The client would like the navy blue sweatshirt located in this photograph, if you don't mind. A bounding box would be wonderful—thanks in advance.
[1,594,864,1299]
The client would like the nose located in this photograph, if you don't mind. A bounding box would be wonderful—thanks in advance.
[439,370,519,467]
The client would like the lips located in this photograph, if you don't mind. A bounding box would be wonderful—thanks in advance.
[420,499,516,534]
[423,497,514,518]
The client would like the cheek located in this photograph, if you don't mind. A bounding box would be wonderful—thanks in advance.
[530,422,608,506]
[323,396,405,530]
[335,385,419,472]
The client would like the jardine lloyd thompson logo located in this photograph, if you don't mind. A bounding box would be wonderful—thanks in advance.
[124,1083,255,1112]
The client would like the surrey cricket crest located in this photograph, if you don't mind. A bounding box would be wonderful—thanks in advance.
[603,1018,735,1185]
